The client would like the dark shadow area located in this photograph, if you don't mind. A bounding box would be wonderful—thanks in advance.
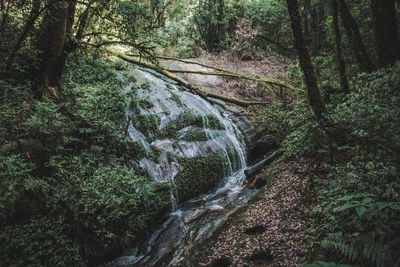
[208,257,231,267]
[245,250,274,265]
[244,225,266,235]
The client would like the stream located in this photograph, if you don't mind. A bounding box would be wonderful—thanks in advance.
[109,66,258,267]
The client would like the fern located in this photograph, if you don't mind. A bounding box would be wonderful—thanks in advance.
[321,239,358,262]
[321,237,391,267]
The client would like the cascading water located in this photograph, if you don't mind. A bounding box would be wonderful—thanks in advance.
[109,67,255,267]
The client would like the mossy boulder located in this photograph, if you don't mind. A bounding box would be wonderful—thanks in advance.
[173,152,228,202]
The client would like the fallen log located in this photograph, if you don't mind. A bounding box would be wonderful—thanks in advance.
[128,54,229,73]
[245,151,280,179]
[114,51,268,107]
[127,54,296,91]
[167,69,293,90]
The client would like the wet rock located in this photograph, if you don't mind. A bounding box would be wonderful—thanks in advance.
[135,215,188,267]
[184,208,208,224]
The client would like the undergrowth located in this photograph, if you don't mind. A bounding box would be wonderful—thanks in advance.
[0,53,171,266]
[254,62,400,267]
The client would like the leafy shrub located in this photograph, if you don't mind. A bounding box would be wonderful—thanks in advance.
[307,63,400,266]
[244,0,292,54]
[232,19,258,60]
[0,54,171,266]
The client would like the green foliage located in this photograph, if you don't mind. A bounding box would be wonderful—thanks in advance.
[256,62,400,267]
[191,0,228,52]
[0,54,171,266]
[156,19,197,58]
[321,236,391,267]
[1,217,83,266]
[248,98,326,160]
[180,129,217,142]
[49,158,166,259]
[244,0,292,54]
[305,63,400,266]
[303,261,355,267]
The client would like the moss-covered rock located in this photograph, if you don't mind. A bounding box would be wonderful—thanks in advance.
[132,114,160,137]
[173,152,228,202]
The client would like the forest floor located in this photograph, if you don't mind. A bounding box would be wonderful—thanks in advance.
[162,52,294,102]
[196,158,323,267]
[193,53,293,100]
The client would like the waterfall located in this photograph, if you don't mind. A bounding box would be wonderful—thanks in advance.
[109,67,252,267]
[126,67,247,201]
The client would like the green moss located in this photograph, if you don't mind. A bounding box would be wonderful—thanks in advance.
[204,114,225,130]
[138,98,154,109]
[132,114,160,137]
[173,151,228,202]
[129,98,153,114]
[125,74,137,84]
[129,99,141,113]
[238,124,252,151]
[168,91,183,106]
[153,182,173,215]
[113,60,129,71]
[180,130,210,142]
[232,210,248,226]
[140,81,151,90]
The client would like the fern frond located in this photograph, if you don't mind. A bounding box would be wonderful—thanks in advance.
[321,239,358,263]
[322,237,391,267]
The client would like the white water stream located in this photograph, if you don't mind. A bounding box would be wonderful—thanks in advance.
[109,67,255,266]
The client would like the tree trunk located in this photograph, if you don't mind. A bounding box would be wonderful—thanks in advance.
[286,0,327,120]
[332,0,349,94]
[75,2,92,42]
[35,0,76,97]
[338,0,375,72]
[371,0,400,67]
[217,0,224,43]
[5,0,41,72]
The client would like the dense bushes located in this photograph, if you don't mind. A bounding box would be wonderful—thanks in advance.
[261,62,400,266]
[250,61,400,266]
[314,64,400,267]
[0,54,171,266]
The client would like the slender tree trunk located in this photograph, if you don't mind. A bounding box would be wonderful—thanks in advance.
[36,0,76,97]
[286,0,327,120]
[217,0,224,44]
[332,0,349,94]
[303,0,313,50]
[5,0,41,71]
[338,0,375,72]
[370,0,400,67]
[75,4,91,42]
[0,0,10,39]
